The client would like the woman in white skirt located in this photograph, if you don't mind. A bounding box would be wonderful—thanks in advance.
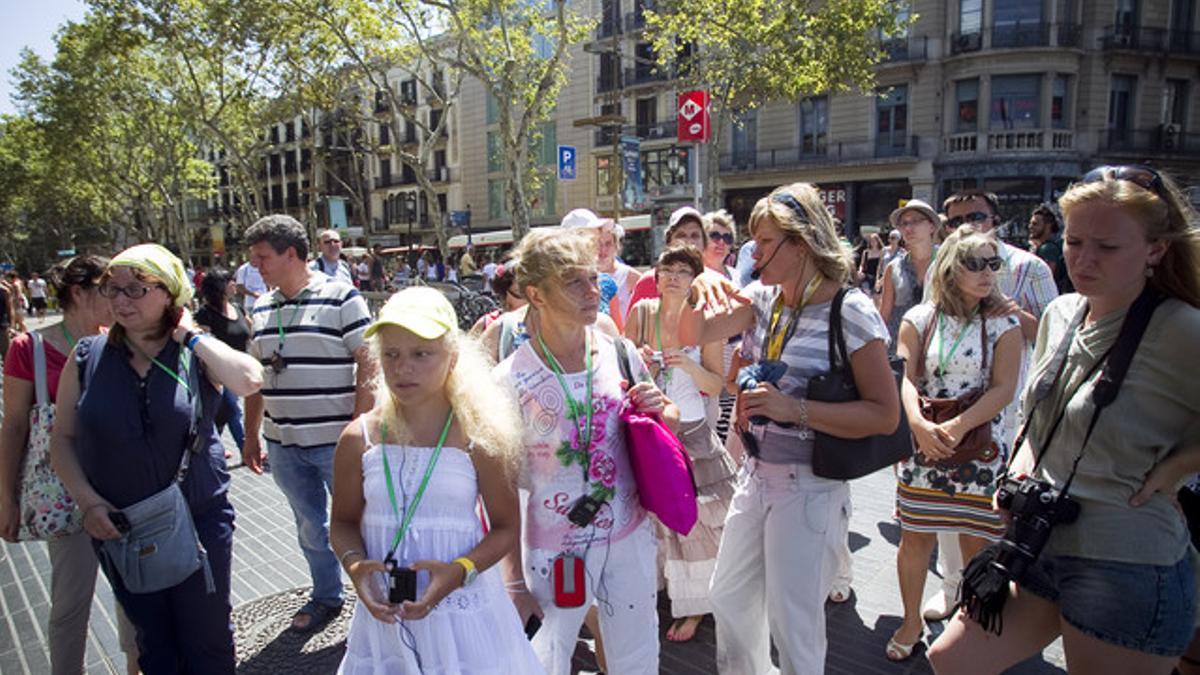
[330,287,542,673]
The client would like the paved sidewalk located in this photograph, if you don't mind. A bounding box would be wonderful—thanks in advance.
[1,429,1067,674]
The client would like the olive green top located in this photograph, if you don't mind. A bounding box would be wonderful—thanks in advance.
[1020,294,1200,565]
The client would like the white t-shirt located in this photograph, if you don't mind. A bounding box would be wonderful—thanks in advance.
[494,332,649,552]
[28,279,47,299]
[235,262,268,314]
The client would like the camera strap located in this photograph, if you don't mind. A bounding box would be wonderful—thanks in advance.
[380,409,454,560]
[1008,287,1165,496]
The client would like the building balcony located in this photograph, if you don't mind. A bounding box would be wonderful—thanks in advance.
[943,128,1075,156]
[718,136,918,173]
[624,66,672,88]
[1100,26,1200,55]
[637,120,677,141]
[950,31,983,54]
[427,166,451,183]
[597,73,623,94]
[881,35,928,63]
[1098,126,1200,155]
[990,22,1050,49]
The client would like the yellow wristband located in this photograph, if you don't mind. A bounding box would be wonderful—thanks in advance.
[452,556,478,586]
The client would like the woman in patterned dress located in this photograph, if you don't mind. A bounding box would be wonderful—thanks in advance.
[888,225,1023,661]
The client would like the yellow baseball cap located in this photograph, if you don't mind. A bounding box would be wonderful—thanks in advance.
[364,287,458,340]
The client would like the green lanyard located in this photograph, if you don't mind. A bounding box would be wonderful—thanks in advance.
[274,289,310,349]
[935,311,974,380]
[536,330,594,469]
[380,409,454,557]
[129,340,192,393]
[654,302,672,386]
[60,323,76,350]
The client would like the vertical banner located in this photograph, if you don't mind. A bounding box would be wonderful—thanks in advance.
[620,135,645,211]
[328,196,348,230]
[677,90,710,143]
[210,225,226,259]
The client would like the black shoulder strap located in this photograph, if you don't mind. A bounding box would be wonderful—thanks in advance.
[75,334,106,399]
[1091,287,1165,409]
[826,287,851,371]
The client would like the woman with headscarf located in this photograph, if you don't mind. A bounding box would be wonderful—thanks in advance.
[50,244,263,674]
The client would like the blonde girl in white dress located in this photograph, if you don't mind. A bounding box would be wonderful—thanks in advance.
[330,287,543,674]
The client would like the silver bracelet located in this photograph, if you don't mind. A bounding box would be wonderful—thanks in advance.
[796,397,810,429]
[339,549,365,567]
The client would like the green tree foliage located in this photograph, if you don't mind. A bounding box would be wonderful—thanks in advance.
[646,0,911,208]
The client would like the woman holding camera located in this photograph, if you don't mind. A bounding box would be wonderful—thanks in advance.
[928,166,1200,674]
[625,244,736,643]
[681,183,898,674]
[496,228,677,675]
[330,288,541,673]
[49,244,263,674]
[889,225,1023,661]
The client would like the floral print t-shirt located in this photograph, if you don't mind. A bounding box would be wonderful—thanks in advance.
[494,331,649,552]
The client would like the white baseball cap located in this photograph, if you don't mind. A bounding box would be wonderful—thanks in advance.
[560,208,614,231]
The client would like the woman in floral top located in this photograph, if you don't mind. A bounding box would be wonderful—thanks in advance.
[495,228,678,675]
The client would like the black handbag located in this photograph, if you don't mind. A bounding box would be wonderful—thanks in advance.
[808,288,913,480]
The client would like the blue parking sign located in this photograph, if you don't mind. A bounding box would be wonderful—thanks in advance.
[558,145,577,181]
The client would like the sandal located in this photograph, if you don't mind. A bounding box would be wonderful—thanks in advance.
[289,599,343,634]
[885,631,923,662]
[827,582,852,604]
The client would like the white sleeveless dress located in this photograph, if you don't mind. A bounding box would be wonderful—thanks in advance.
[338,423,544,674]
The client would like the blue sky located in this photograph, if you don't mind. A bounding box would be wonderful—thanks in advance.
[0,0,88,115]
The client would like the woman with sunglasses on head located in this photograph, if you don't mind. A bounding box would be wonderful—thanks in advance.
[888,225,1023,661]
[0,256,142,675]
[330,288,542,673]
[625,244,736,643]
[929,166,1200,675]
[49,244,263,674]
[496,228,677,675]
[680,183,899,674]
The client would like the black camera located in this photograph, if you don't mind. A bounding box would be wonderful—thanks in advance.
[109,511,132,535]
[991,476,1081,582]
[384,554,417,604]
[568,495,604,527]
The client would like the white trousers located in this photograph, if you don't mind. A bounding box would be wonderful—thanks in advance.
[525,520,659,675]
[936,531,964,598]
[710,460,850,675]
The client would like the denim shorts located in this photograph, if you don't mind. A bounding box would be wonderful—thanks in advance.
[1019,551,1196,657]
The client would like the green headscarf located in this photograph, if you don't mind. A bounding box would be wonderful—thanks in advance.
[109,243,193,307]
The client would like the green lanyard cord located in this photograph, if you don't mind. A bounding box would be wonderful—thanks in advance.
[654,303,672,386]
[536,330,594,479]
[935,310,974,380]
[60,323,76,350]
[380,409,455,557]
[274,290,310,348]
[128,340,192,393]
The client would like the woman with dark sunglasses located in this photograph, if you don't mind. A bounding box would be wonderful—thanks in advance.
[888,225,1024,661]
[929,166,1200,675]
[703,210,739,281]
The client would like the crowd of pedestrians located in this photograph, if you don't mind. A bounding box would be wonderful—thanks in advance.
[0,163,1197,675]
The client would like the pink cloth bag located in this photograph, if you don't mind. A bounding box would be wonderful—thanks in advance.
[620,403,697,535]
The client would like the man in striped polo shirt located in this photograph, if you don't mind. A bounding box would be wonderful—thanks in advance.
[241,215,376,633]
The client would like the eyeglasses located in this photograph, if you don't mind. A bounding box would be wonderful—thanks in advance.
[1080,165,1169,201]
[657,267,696,280]
[961,256,1003,273]
[946,211,992,229]
[709,232,735,245]
[322,239,343,246]
[98,283,160,299]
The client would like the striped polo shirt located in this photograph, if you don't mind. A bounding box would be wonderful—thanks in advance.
[248,273,371,448]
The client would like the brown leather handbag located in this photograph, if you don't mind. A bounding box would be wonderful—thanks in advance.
[914,311,998,468]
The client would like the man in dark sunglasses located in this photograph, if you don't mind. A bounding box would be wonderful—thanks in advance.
[919,188,1059,625]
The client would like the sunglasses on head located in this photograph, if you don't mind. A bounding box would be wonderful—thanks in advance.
[961,256,1003,273]
[946,211,992,229]
[709,232,735,245]
[1080,165,1169,201]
